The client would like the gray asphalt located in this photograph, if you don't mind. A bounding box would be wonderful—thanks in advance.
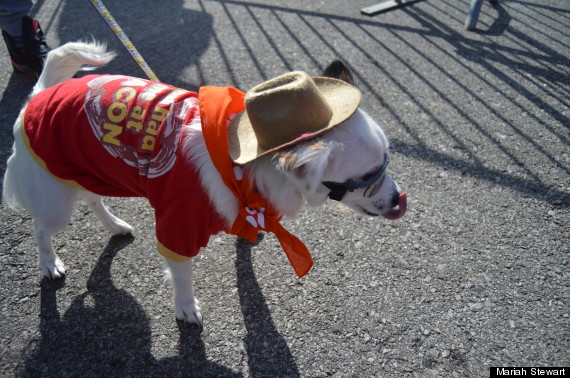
[1,0,568,376]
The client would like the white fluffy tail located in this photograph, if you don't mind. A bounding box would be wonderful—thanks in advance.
[32,41,116,96]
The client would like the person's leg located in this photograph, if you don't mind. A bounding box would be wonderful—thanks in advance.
[0,0,34,36]
[0,0,50,76]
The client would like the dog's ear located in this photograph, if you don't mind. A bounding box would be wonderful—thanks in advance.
[275,141,332,194]
[322,60,354,85]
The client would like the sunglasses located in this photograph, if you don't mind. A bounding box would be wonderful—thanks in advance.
[323,153,390,201]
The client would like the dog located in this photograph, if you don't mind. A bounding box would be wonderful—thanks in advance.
[3,42,406,324]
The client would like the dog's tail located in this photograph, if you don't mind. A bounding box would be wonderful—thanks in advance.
[32,41,116,96]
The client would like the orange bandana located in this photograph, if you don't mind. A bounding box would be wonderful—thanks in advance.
[199,86,313,278]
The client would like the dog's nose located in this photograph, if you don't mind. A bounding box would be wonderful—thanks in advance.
[381,191,407,220]
[391,192,400,207]
[391,184,404,207]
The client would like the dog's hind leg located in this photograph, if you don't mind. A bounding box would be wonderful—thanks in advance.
[34,218,67,279]
[27,184,76,279]
[4,126,77,278]
[79,191,133,235]
[29,181,77,279]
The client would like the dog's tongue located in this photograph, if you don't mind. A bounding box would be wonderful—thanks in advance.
[382,192,407,220]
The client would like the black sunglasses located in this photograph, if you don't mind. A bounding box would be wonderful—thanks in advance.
[323,153,390,201]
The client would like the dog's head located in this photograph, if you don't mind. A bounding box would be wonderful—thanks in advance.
[267,60,406,220]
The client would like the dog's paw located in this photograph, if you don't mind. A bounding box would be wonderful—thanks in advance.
[175,298,203,325]
[108,218,134,235]
[40,255,66,279]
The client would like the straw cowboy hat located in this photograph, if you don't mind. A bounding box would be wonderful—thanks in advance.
[228,71,362,164]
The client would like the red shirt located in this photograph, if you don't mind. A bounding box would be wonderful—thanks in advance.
[22,75,227,261]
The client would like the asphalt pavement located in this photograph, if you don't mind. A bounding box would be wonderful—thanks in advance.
[0,0,568,376]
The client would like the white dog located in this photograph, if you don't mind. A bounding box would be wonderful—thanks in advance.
[3,42,406,324]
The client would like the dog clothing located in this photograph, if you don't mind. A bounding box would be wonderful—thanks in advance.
[199,86,313,277]
[23,75,313,276]
[22,75,227,261]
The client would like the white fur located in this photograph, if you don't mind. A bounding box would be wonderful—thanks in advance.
[32,41,116,96]
[3,42,404,324]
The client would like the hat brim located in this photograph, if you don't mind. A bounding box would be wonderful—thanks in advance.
[228,77,361,164]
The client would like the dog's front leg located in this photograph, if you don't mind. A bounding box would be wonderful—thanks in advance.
[164,258,202,324]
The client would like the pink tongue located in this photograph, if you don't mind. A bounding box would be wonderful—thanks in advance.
[382,192,407,220]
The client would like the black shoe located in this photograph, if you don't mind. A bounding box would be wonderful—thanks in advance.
[2,16,50,76]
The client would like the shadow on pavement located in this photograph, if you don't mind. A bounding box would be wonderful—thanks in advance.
[207,0,568,207]
[236,234,300,377]
[20,232,300,376]
[57,0,213,90]
[20,235,239,376]
[21,234,156,376]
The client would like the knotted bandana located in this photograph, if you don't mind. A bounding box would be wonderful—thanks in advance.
[199,86,313,278]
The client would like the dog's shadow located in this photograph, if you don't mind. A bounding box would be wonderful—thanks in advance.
[21,234,299,376]
[21,235,237,376]
[235,235,300,376]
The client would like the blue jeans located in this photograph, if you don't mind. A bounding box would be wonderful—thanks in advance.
[0,0,34,36]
